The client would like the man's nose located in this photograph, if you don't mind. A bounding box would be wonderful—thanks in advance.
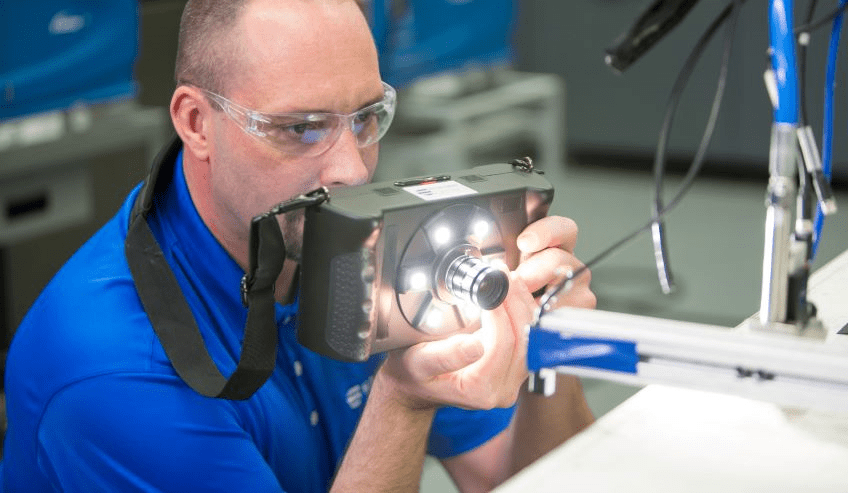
[319,127,372,187]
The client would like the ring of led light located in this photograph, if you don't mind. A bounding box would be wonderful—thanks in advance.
[395,203,506,334]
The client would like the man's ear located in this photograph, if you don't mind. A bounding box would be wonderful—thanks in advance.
[171,85,212,162]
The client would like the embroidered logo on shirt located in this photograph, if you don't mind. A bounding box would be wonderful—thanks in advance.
[345,376,373,409]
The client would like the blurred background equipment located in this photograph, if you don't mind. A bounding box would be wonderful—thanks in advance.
[1,0,138,120]
[0,0,171,391]
[367,0,566,181]
[370,0,518,89]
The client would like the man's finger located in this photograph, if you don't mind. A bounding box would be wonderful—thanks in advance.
[401,333,484,381]
[515,248,578,293]
[517,216,578,254]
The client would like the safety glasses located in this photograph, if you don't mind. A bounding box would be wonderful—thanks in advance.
[200,82,396,157]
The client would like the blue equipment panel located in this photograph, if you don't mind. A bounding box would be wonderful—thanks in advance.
[1,1,139,120]
[370,0,518,88]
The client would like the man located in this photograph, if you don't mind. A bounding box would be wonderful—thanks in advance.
[2,0,596,491]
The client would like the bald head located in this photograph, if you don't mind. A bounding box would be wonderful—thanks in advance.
[174,0,369,94]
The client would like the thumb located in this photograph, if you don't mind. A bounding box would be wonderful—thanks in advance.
[402,333,484,381]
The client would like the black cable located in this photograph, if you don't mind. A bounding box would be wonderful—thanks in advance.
[537,0,744,317]
[795,1,848,35]
[650,0,743,294]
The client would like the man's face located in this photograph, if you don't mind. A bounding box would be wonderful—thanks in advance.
[205,0,384,262]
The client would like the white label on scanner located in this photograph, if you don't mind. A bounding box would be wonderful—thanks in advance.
[402,180,477,201]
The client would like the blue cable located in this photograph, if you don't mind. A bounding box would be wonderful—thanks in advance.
[770,0,800,124]
[813,0,846,259]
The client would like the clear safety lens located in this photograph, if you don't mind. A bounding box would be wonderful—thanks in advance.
[204,82,396,157]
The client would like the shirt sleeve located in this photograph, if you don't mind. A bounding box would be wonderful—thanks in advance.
[427,404,516,459]
[36,372,285,492]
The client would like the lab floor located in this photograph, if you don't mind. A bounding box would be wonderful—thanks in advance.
[419,155,848,492]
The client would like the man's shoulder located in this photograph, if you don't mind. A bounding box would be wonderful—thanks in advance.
[30,209,141,334]
[6,208,163,402]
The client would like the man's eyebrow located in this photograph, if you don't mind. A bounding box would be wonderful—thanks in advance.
[311,91,386,115]
[358,92,385,110]
[271,90,385,116]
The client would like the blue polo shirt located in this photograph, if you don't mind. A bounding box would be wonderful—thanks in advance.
[1,145,514,492]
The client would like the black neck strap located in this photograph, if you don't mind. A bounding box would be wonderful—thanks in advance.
[124,136,323,400]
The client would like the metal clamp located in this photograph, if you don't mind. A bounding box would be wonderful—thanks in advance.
[510,156,535,172]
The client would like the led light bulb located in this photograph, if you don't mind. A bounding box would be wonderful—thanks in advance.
[408,271,428,291]
[426,307,444,329]
[433,226,452,246]
[473,220,490,239]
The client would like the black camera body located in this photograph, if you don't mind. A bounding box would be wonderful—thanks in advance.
[297,162,554,362]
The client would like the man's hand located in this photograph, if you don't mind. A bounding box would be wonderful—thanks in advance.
[341,216,596,492]
[379,215,594,412]
[515,215,596,311]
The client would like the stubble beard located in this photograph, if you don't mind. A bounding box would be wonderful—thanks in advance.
[281,208,305,262]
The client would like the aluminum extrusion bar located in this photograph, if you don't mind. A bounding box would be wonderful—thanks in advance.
[532,307,848,411]
[532,250,848,411]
